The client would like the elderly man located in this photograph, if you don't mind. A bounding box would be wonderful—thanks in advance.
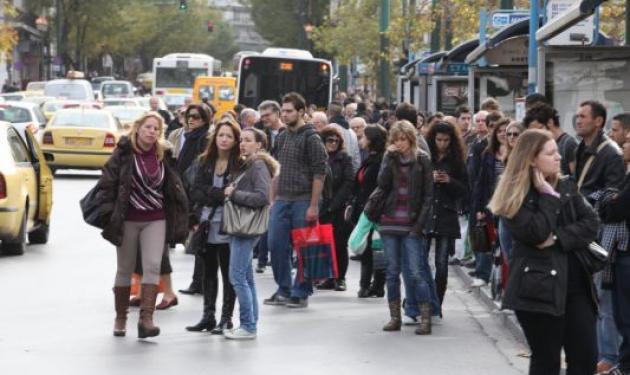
[150,96,171,124]
[349,117,368,162]
[240,108,260,129]
[311,111,328,132]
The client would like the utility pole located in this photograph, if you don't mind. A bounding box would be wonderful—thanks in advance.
[527,0,539,93]
[55,0,63,75]
[430,0,440,52]
[378,0,390,100]
[626,0,630,45]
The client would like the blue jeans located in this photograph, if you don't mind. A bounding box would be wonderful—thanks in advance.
[498,218,513,262]
[613,252,630,371]
[596,271,621,365]
[267,200,313,299]
[382,233,439,317]
[229,236,259,333]
[256,231,269,267]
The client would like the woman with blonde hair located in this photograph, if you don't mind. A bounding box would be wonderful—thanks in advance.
[97,112,189,338]
[488,129,599,375]
[369,120,438,335]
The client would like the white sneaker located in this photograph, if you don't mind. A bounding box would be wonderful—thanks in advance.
[471,278,487,287]
[224,328,257,340]
[402,315,419,325]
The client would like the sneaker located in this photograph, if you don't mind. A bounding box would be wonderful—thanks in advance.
[403,315,419,325]
[263,293,288,306]
[224,328,257,340]
[471,278,487,287]
[286,297,308,308]
[255,265,265,274]
[334,280,347,291]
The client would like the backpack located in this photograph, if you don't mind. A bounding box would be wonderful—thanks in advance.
[278,125,334,202]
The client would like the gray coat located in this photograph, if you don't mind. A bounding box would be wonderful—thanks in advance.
[230,153,279,208]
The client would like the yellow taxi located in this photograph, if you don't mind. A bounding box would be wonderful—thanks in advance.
[0,122,54,255]
[40,108,123,172]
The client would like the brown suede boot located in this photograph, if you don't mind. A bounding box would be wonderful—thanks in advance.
[415,303,432,335]
[382,299,402,331]
[113,286,131,337]
[138,284,160,338]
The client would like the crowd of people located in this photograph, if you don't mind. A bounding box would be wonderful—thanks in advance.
[90,90,630,375]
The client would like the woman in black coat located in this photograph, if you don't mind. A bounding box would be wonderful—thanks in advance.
[349,124,388,298]
[317,125,355,291]
[488,129,600,375]
[425,122,468,306]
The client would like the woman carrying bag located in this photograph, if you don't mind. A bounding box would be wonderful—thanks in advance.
[488,129,600,375]
[222,128,278,340]
[185,119,240,334]
[97,112,188,338]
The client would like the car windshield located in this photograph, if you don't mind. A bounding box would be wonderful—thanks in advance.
[51,111,111,128]
[102,83,131,95]
[0,106,32,123]
[107,108,146,122]
[103,100,137,107]
[45,83,90,100]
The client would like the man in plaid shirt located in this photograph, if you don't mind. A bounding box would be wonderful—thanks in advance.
[264,92,328,309]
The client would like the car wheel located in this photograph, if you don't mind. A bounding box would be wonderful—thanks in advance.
[1,208,27,256]
[28,221,49,244]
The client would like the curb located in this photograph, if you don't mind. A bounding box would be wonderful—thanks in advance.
[452,264,526,344]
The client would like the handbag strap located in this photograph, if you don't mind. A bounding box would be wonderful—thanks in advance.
[577,139,610,190]
[224,173,246,202]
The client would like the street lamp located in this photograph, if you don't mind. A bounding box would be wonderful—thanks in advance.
[304,23,313,51]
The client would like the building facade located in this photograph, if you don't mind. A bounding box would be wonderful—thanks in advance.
[208,0,269,53]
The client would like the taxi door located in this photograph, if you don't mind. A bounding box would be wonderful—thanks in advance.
[23,130,53,223]
[7,127,38,226]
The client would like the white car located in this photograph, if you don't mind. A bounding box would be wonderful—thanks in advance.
[100,80,134,99]
[44,79,95,101]
[102,98,140,107]
[0,101,47,137]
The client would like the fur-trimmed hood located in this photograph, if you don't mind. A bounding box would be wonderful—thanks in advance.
[245,151,280,178]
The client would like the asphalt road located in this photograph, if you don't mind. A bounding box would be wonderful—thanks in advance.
[0,171,529,375]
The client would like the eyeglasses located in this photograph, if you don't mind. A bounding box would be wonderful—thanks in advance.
[187,113,201,120]
[325,138,339,144]
[506,132,520,138]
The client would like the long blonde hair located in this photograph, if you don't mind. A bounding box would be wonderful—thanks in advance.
[388,120,418,157]
[128,111,168,161]
[488,129,556,219]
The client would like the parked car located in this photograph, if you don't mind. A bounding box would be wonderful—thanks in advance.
[0,122,54,255]
[40,108,123,171]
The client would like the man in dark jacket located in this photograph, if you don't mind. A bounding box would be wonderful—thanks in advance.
[574,100,625,373]
[150,96,171,125]
[327,101,349,129]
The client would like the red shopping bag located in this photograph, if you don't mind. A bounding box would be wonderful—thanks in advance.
[291,223,338,283]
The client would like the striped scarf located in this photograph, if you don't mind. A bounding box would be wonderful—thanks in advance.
[129,153,165,211]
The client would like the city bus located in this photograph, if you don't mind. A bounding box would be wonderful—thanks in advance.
[236,48,332,109]
[152,53,221,109]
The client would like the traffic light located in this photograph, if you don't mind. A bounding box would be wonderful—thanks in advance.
[179,0,187,11]
[207,20,214,32]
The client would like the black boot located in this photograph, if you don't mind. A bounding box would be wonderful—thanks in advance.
[369,270,386,297]
[186,273,218,332]
[210,283,235,335]
[179,256,203,295]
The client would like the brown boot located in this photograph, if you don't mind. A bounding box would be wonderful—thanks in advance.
[113,286,131,337]
[138,284,160,338]
[415,303,432,335]
[382,299,402,331]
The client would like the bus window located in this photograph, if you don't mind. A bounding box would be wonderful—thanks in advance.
[219,86,235,101]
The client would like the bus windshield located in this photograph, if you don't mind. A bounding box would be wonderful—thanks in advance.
[238,57,331,109]
[155,67,208,88]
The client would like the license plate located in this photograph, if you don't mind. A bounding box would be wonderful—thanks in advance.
[65,137,92,146]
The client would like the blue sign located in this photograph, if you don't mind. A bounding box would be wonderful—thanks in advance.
[446,63,469,74]
[491,12,529,28]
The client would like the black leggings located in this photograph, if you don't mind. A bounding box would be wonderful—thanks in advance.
[201,243,235,320]
[332,214,350,280]
[515,293,597,375]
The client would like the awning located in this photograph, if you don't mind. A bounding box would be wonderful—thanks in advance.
[444,38,479,63]
[467,17,543,64]
[536,0,607,43]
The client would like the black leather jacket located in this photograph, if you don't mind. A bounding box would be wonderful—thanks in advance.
[574,131,625,201]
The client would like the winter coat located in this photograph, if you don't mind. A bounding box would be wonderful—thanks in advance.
[574,131,625,201]
[186,156,238,225]
[472,151,500,216]
[175,124,210,176]
[424,157,468,239]
[230,152,279,208]
[501,177,599,316]
[320,150,355,221]
[97,136,189,247]
[350,152,383,224]
[600,173,630,236]
[377,150,433,235]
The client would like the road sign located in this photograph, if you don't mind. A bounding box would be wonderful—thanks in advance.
[491,11,529,28]
[446,63,469,74]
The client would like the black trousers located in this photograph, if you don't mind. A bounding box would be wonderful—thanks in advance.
[332,214,351,280]
[515,293,597,375]
[200,243,235,320]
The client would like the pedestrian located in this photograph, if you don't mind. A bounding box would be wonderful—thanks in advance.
[417,111,426,133]
[166,106,186,139]
[327,101,350,129]
[455,105,475,147]
[329,122,361,171]
[575,101,625,373]
[599,129,630,375]
[223,128,279,340]
[480,97,501,112]
[395,102,431,156]
[470,117,510,287]
[149,96,171,124]
[372,120,437,335]
[424,121,468,306]
[315,125,355,292]
[349,116,369,162]
[185,118,240,334]
[264,92,328,309]
[489,129,600,375]
[609,113,630,149]
[177,104,213,297]
[240,108,259,129]
[523,103,578,176]
[350,124,388,298]
[99,112,189,338]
